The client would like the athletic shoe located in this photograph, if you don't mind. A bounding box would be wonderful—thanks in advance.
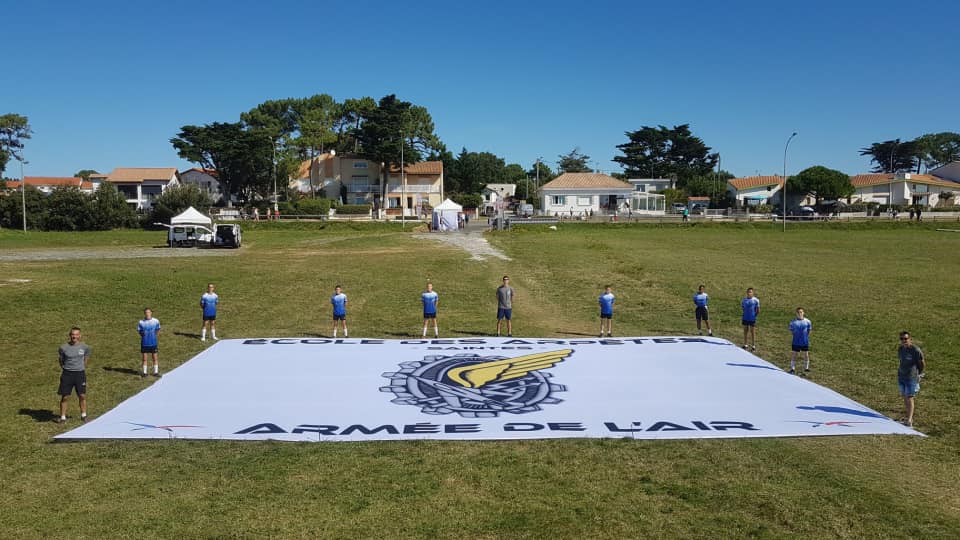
[201,337,206,342]
[153,372,162,378]
[708,331,713,336]
[599,333,604,338]
[742,345,749,350]
[804,368,810,373]
[751,346,757,352]
[607,333,613,338]
[56,417,66,424]
[213,337,219,340]
[140,372,147,379]
[81,416,88,423]
[788,368,796,374]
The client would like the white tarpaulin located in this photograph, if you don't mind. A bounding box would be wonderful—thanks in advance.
[170,206,212,227]
[432,198,462,231]
[56,337,920,442]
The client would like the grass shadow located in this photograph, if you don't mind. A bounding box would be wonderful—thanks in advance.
[450,329,491,337]
[174,331,201,339]
[384,331,415,337]
[557,331,598,337]
[102,366,140,376]
[18,408,57,423]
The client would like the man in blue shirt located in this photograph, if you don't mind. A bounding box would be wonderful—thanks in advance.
[741,287,760,351]
[788,307,812,374]
[897,331,925,427]
[598,286,615,337]
[331,285,348,338]
[200,282,219,342]
[693,284,712,336]
[138,308,161,378]
[421,282,439,338]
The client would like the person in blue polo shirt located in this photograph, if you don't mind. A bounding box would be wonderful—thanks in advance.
[421,281,439,338]
[598,285,615,337]
[138,308,161,378]
[741,287,760,351]
[693,284,712,336]
[331,285,348,338]
[200,283,219,342]
[788,307,812,374]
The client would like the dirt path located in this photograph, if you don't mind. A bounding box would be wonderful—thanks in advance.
[412,230,510,261]
[0,247,239,262]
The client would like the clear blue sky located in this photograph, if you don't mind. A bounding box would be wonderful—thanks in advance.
[3,0,958,179]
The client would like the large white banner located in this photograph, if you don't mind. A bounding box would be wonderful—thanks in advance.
[56,337,920,442]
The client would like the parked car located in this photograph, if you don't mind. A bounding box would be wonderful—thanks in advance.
[690,203,706,215]
[516,203,534,217]
[671,203,686,213]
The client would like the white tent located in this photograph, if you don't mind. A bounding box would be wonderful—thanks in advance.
[170,206,213,227]
[432,199,462,231]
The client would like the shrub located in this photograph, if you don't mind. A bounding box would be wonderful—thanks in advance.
[148,185,212,225]
[297,198,332,215]
[335,204,371,215]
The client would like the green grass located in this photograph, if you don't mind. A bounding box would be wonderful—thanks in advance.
[1,222,958,538]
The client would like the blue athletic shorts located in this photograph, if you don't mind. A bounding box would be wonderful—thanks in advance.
[742,319,756,327]
[898,379,920,397]
[497,308,512,320]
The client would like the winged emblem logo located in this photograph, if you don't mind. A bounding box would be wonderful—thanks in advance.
[381,350,573,418]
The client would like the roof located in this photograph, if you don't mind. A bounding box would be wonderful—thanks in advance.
[183,168,218,178]
[5,177,94,190]
[540,173,634,191]
[850,173,958,189]
[106,167,179,183]
[728,176,784,191]
[389,161,443,175]
[688,196,711,202]
[483,184,517,195]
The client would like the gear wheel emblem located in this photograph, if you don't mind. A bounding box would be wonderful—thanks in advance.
[380,353,568,418]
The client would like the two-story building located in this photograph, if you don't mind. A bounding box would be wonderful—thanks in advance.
[727,176,784,207]
[179,168,223,201]
[482,183,517,215]
[104,167,180,210]
[386,161,444,217]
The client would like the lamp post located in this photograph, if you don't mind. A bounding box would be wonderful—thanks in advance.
[271,137,278,213]
[20,156,26,232]
[400,131,405,229]
[782,132,797,232]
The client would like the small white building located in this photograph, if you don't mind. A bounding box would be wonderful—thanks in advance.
[104,167,180,211]
[482,183,517,215]
[539,173,635,216]
[727,176,785,207]
[850,173,959,207]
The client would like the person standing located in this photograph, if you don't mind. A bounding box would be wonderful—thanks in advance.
[331,285,348,338]
[598,285,615,337]
[138,308,161,378]
[897,331,925,427]
[57,327,91,424]
[682,206,690,222]
[200,283,219,342]
[788,307,812,374]
[741,287,760,351]
[421,282,440,338]
[693,284,712,336]
[496,275,514,337]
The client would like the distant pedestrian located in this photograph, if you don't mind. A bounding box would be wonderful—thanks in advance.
[693,285,712,336]
[915,206,922,221]
[496,275,514,337]
[741,288,760,351]
[598,285,615,337]
[909,208,915,220]
[331,285,348,338]
[253,207,259,221]
[421,281,439,338]
[200,283,219,342]
[897,331,925,427]
[682,207,690,222]
[57,326,91,424]
[138,308,161,378]
[788,307,812,374]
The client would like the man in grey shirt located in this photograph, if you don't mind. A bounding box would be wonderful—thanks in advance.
[58,326,91,424]
[897,331,925,427]
[496,275,514,337]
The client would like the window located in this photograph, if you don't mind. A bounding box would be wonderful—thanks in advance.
[635,184,646,192]
[551,195,566,205]
[352,197,366,205]
[388,197,400,208]
[353,162,368,169]
[578,196,592,206]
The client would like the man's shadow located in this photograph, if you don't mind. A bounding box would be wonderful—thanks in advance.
[450,329,490,337]
[174,331,201,339]
[102,366,140,376]
[19,408,57,422]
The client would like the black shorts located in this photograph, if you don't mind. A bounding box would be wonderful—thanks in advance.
[141,345,158,354]
[58,370,86,396]
[695,306,709,321]
[791,345,809,352]
[333,314,346,321]
[600,313,613,319]
[742,320,756,327]
[203,315,217,321]
[423,312,437,319]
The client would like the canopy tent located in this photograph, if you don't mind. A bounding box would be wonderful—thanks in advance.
[432,198,462,231]
[170,206,213,227]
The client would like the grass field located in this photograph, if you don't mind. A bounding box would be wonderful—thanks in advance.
[1,221,958,538]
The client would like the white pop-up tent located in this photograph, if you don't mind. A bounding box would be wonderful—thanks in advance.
[170,206,213,227]
[432,198,462,231]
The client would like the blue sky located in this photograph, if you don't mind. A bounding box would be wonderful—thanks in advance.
[3,0,958,179]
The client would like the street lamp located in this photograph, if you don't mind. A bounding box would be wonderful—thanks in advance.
[20,156,26,232]
[535,156,542,215]
[400,131,405,229]
[782,132,797,232]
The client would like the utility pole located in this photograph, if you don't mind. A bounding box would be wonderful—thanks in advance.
[21,155,27,232]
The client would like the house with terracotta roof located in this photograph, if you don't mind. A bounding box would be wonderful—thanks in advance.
[180,168,223,201]
[292,154,444,217]
[539,173,635,216]
[727,176,787,207]
[850,172,958,207]
[104,168,180,210]
[4,176,96,195]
